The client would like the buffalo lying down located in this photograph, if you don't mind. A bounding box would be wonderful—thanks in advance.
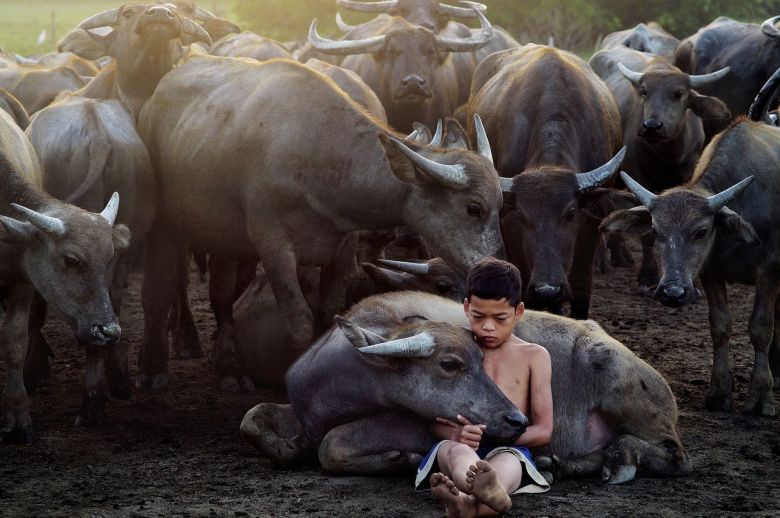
[242,291,691,484]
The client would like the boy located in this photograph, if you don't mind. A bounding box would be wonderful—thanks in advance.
[415,258,553,517]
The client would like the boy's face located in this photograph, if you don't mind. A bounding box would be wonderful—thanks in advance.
[463,295,524,349]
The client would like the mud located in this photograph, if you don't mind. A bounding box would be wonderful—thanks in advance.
[2,251,780,517]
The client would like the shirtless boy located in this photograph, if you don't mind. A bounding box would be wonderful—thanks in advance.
[415,258,553,517]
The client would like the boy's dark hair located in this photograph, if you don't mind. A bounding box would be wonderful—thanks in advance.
[466,258,523,307]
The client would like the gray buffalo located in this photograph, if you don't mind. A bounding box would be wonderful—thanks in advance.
[467,45,628,318]
[137,58,504,390]
[210,31,292,62]
[0,109,129,441]
[590,46,730,290]
[602,71,780,417]
[599,22,679,59]
[242,291,691,484]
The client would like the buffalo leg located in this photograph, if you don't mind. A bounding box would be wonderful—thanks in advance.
[171,247,203,359]
[240,403,313,468]
[743,264,779,416]
[1,284,34,443]
[23,292,51,393]
[606,232,633,268]
[317,234,358,330]
[569,221,601,319]
[318,414,430,474]
[105,250,132,400]
[771,301,780,391]
[75,347,109,427]
[137,220,181,390]
[209,256,254,392]
[248,223,313,350]
[701,270,734,412]
[637,231,659,296]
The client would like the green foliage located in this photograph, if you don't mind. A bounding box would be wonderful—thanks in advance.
[233,0,780,52]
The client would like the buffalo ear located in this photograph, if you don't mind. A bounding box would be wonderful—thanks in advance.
[58,28,113,60]
[335,315,386,348]
[443,117,470,150]
[0,216,35,244]
[689,92,730,120]
[379,133,417,183]
[112,224,131,250]
[581,189,638,220]
[600,206,652,235]
[715,207,759,244]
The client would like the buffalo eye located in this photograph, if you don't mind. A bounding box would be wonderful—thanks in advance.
[694,227,709,240]
[64,255,81,269]
[639,87,647,98]
[564,205,576,221]
[467,203,483,218]
[435,281,452,294]
[439,359,462,373]
[672,89,685,100]
[122,9,133,18]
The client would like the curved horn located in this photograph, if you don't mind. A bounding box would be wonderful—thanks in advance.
[435,8,493,52]
[10,204,66,236]
[308,19,386,55]
[473,114,493,163]
[748,66,780,123]
[358,332,437,357]
[688,67,730,88]
[193,6,216,21]
[336,0,398,12]
[575,147,627,192]
[100,192,120,225]
[438,1,487,18]
[617,62,643,85]
[77,8,120,30]
[500,176,514,193]
[429,120,443,147]
[335,12,357,32]
[762,15,780,39]
[389,138,468,187]
[181,17,212,45]
[620,171,657,207]
[406,128,420,141]
[377,259,431,275]
[707,176,755,212]
[335,315,387,346]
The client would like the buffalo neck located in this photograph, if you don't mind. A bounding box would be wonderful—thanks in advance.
[114,39,181,119]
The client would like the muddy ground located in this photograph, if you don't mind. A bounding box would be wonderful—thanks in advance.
[2,249,780,518]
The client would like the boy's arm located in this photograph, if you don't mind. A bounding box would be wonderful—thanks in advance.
[514,346,553,448]
[430,415,485,449]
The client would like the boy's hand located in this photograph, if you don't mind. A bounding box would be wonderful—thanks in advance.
[435,414,486,449]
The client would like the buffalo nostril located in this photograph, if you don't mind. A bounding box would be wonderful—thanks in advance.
[662,285,685,299]
[643,119,663,130]
[503,414,528,429]
[98,323,122,341]
[534,284,562,298]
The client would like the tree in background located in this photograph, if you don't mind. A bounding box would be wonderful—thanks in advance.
[234,0,780,51]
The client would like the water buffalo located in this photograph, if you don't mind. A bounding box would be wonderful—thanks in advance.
[159,1,241,42]
[337,0,486,32]
[600,22,679,59]
[137,57,504,390]
[210,32,292,61]
[674,15,780,137]
[0,89,28,129]
[304,58,387,121]
[308,8,493,131]
[242,291,691,483]
[0,64,84,115]
[467,45,628,318]
[590,46,730,290]
[0,109,129,442]
[602,73,780,416]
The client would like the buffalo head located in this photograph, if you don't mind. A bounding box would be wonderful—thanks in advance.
[363,257,466,300]
[337,0,487,32]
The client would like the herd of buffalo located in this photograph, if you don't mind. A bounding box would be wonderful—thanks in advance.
[0,0,779,488]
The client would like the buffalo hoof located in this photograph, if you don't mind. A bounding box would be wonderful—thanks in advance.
[0,414,34,444]
[172,327,204,360]
[540,471,554,485]
[23,332,52,394]
[135,372,170,391]
[602,463,637,485]
[241,403,312,469]
[381,450,422,469]
[703,389,732,413]
[75,395,107,427]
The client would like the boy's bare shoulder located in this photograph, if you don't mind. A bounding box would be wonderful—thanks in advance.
[506,336,550,363]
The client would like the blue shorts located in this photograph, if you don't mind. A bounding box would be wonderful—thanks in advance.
[414,441,550,494]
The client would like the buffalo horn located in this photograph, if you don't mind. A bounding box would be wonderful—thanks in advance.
[336,0,398,13]
[358,332,437,357]
[10,204,66,236]
[706,176,755,212]
[761,15,780,39]
[308,19,386,55]
[429,120,444,147]
[77,8,120,30]
[473,114,493,163]
[688,67,730,88]
[389,138,468,187]
[617,62,643,85]
[748,66,780,123]
[434,8,493,52]
[406,128,420,141]
[620,171,657,207]
[336,12,357,32]
[193,6,216,21]
[438,1,487,18]
[181,17,212,45]
[100,192,120,225]
[575,146,627,192]
[499,176,514,192]
[377,259,431,275]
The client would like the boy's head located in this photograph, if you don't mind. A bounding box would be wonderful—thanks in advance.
[464,258,524,349]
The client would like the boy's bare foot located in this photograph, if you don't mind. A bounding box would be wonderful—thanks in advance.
[431,472,477,518]
[465,460,512,513]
